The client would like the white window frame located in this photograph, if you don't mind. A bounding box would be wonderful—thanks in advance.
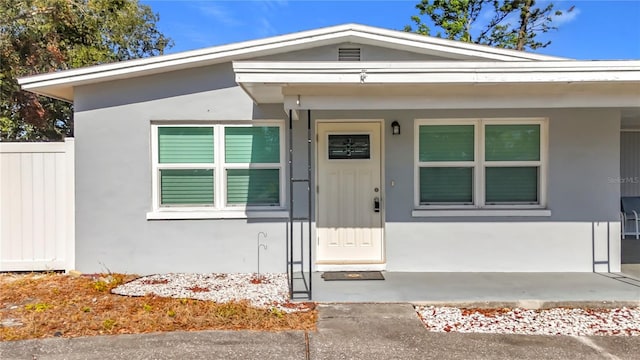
[148,121,288,220]
[413,118,549,216]
[220,123,285,210]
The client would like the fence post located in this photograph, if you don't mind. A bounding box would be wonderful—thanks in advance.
[65,138,75,272]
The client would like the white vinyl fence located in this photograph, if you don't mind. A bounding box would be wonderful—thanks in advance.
[0,138,74,271]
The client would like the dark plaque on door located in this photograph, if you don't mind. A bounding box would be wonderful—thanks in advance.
[328,134,370,159]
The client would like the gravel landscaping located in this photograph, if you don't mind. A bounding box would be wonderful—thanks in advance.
[111,273,308,312]
[112,273,640,336]
[416,306,640,336]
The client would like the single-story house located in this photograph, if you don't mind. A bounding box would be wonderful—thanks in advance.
[19,24,640,284]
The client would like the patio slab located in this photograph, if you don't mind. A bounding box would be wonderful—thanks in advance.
[309,304,626,360]
[310,272,640,306]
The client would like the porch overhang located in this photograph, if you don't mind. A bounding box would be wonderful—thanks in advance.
[233,61,640,111]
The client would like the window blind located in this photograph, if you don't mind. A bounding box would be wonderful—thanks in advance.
[420,167,473,203]
[485,167,538,203]
[158,127,214,163]
[419,125,474,162]
[160,169,214,205]
[225,127,280,163]
[485,125,540,161]
[226,169,280,205]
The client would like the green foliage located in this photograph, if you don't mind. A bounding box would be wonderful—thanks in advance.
[91,280,109,292]
[25,303,52,312]
[90,274,127,292]
[102,318,116,330]
[0,0,172,141]
[405,0,563,51]
[270,307,285,319]
[404,0,488,42]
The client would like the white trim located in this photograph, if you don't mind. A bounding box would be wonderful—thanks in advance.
[19,24,564,100]
[0,142,67,153]
[414,118,548,211]
[413,119,478,208]
[146,210,289,220]
[281,92,640,110]
[235,60,640,83]
[411,209,552,217]
[150,121,286,218]
[315,263,387,272]
[315,119,386,265]
[64,138,75,272]
[241,61,640,106]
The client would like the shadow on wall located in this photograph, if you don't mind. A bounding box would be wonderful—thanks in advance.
[75,63,238,111]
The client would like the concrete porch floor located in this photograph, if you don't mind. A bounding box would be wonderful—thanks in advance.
[300,238,640,304]
[308,272,640,305]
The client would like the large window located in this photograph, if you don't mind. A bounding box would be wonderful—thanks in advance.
[152,122,284,212]
[415,119,546,209]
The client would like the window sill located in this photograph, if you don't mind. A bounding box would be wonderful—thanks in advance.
[146,210,290,220]
[411,209,552,217]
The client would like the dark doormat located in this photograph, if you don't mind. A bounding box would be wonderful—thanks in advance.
[321,271,385,281]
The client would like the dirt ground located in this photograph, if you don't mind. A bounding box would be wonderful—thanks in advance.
[0,273,316,341]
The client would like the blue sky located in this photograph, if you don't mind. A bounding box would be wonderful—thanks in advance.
[141,0,640,60]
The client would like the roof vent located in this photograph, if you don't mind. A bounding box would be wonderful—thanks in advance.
[338,48,361,61]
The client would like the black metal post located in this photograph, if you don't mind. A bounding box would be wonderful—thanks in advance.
[307,109,312,298]
[288,109,293,298]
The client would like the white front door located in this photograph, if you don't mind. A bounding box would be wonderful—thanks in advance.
[316,122,383,264]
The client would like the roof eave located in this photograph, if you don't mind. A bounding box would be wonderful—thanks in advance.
[17,23,569,101]
[233,60,640,83]
[233,60,640,105]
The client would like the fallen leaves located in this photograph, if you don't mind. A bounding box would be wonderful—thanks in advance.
[0,273,316,341]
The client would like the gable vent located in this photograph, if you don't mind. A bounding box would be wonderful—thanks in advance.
[338,48,361,61]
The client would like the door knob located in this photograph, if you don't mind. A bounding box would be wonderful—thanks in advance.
[373,197,380,213]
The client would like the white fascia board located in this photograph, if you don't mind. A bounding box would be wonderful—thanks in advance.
[18,24,562,87]
[345,24,566,61]
[18,32,349,90]
[234,60,640,84]
[282,93,640,110]
[18,23,566,101]
[344,30,559,61]
[17,27,359,99]
[234,60,640,71]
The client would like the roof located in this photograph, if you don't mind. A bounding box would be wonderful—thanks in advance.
[18,23,566,101]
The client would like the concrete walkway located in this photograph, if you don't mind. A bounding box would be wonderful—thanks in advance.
[311,303,640,360]
[1,304,639,360]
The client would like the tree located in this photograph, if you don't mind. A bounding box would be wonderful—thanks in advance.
[405,0,563,51]
[0,0,172,141]
[404,0,489,42]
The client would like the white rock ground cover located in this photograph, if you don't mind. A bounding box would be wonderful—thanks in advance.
[416,306,640,336]
[114,273,639,335]
[111,273,311,312]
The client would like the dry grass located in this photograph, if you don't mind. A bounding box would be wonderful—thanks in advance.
[0,273,316,341]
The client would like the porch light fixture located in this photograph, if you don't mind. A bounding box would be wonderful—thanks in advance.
[391,121,401,135]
